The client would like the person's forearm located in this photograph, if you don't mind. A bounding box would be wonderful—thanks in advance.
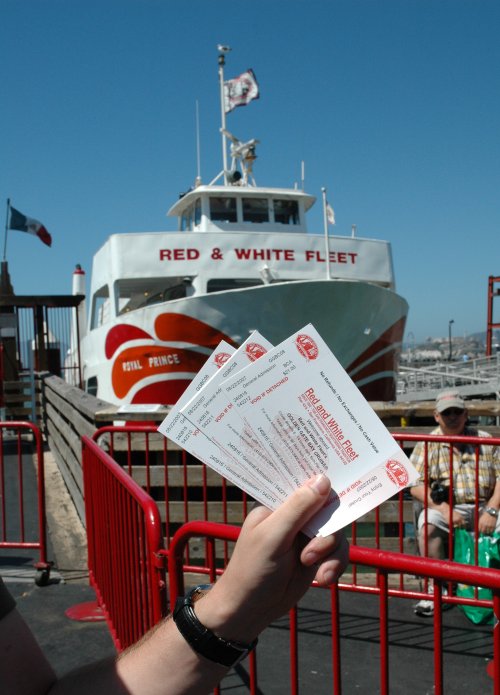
[116,614,229,695]
[411,484,452,516]
[50,615,229,695]
[48,656,128,695]
[410,485,440,508]
[410,485,426,505]
[22,474,347,695]
[486,480,500,510]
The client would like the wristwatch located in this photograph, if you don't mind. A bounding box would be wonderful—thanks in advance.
[485,507,499,518]
[173,584,258,667]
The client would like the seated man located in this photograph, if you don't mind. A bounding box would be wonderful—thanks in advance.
[409,390,500,616]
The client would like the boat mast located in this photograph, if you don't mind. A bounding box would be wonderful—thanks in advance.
[321,187,332,280]
[218,45,231,184]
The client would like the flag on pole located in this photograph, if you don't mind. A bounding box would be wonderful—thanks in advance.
[224,69,259,113]
[8,206,52,247]
[326,202,336,226]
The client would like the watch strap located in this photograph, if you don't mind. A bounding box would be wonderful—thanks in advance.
[485,507,498,518]
[173,585,258,667]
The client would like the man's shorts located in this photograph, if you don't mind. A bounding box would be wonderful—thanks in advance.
[417,504,500,534]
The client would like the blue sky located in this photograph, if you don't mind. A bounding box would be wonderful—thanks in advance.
[1,0,499,344]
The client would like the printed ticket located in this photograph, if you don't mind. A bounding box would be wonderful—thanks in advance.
[158,334,284,509]
[178,331,291,504]
[157,339,235,442]
[177,324,418,537]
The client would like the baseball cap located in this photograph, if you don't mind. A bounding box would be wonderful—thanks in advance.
[435,391,465,413]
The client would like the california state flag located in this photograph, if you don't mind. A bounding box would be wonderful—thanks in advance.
[9,206,52,247]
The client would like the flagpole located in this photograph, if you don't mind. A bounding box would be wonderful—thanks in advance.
[218,47,229,184]
[3,198,10,261]
[321,187,331,280]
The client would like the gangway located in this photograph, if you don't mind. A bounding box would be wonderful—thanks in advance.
[397,352,500,402]
[398,274,500,403]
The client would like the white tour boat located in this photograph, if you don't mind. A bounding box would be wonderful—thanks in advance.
[70,50,408,406]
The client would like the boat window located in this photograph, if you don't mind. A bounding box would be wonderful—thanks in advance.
[116,277,188,314]
[242,198,269,223]
[209,197,237,222]
[207,278,263,293]
[274,199,299,224]
[90,285,110,330]
[181,204,193,231]
[181,198,202,231]
[194,198,202,226]
[86,376,98,397]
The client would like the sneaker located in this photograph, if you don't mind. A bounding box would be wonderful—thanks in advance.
[414,597,434,616]
[413,585,452,616]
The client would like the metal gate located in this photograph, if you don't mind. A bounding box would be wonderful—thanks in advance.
[0,296,83,420]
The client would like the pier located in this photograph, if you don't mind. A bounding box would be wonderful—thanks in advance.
[1,414,496,693]
[0,285,499,691]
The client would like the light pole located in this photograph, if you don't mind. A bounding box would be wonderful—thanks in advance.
[448,319,455,361]
[406,331,415,365]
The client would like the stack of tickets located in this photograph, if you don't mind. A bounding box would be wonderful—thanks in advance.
[158,324,418,537]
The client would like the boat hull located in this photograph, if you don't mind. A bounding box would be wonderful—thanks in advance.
[81,279,408,405]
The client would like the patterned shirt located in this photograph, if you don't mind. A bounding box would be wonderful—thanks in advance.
[409,426,500,504]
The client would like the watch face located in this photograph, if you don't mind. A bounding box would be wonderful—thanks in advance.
[191,585,212,603]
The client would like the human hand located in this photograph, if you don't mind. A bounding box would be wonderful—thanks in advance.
[451,509,466,529]
[196,474,349,644]
[478,511,497,535]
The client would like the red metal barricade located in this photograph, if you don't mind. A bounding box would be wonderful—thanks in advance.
[83,436,500,692]
[93,424,251,568]
[0,420,51,585]
[342,432,500,595]
[93,426,500,600]
[166,521,500,695]
[82,435,166,650]
[394,432,500,550]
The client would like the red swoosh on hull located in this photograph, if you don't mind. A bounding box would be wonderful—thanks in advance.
[347,317,406,401]
[111,345,208,399]
[155,313,237,348]
[105,325,154,359]
[106,314,239,402]
[131,380,193,407]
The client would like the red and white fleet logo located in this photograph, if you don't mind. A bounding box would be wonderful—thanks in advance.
[245,342,267,362]
[295,334,319,360]
[385,460,409,488]
[214,352,231,368]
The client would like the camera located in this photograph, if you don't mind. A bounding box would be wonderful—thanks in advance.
[430,481,450,504]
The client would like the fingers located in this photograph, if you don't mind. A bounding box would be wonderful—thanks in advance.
[315,535,350,586]
[260,475,333,545]
[241,475,349,587]
[301,530,350,587]
[478,521,495,535]
[301,529,344,566]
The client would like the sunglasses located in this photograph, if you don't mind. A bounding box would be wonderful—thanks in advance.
[440,408,465,417]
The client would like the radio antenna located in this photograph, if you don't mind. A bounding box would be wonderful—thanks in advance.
[195,99,202,185]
